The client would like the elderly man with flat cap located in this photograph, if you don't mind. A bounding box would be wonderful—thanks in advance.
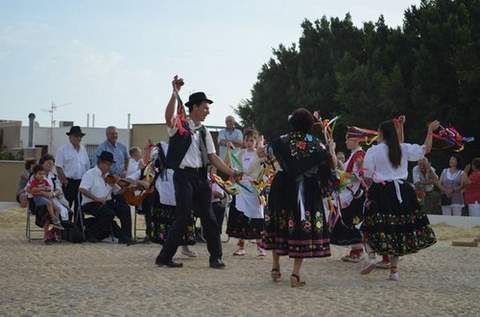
[56,126,90,213]
[155,76,240,269]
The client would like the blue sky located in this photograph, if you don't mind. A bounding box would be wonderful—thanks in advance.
[0,0,420,128]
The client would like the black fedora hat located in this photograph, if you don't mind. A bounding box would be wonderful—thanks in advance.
[185,92,213,108]
[66,126,86,136]
[97,151,115,163]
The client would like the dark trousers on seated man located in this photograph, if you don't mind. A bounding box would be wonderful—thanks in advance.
[112,194,133,240]
[157,168,222,263]
[83,199,131,242]
[63,178,82,212]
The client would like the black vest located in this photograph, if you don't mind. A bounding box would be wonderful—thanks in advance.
[166,127,208,170]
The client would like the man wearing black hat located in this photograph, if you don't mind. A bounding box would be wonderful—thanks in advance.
[79,151,133,243]
[155,76,240,269]
[55,126,90,213]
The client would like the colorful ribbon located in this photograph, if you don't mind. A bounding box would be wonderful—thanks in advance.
[432,124,474,152]
[346,126,379,145]
[173,89,191,136]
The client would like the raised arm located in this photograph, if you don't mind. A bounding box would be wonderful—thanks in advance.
[395,115,405,144]
[165,76,184,128]
[423,120,440,154]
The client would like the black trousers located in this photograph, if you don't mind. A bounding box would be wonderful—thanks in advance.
[212,202,226,235]
[112,195,133,240]
[158,169,222,262]
[83,200,130,241]
[83,201,115,240]
[63,178,82,212]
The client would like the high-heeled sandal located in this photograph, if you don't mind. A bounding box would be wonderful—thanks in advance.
[271,268,281,282]
[290,273,306,288]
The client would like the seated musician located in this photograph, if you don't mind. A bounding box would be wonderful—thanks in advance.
[79,151,136,244]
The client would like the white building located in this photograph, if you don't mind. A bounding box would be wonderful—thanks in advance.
[19,125,129,163]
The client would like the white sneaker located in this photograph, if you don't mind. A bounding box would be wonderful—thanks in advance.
[388,272,400,281]
[181,246,198,257]
[233,248,246,256]
[257,247,267,257]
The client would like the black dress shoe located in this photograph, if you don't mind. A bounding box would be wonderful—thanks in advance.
[209,259,226,269]
[126,239,138,246]
[155,257,183,268]
[118,239,138,246]
[87,236,99,243]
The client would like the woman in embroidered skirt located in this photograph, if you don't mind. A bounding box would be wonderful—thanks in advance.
[263,108,336,287]
[360,119,439,281]
[227,129,267,256]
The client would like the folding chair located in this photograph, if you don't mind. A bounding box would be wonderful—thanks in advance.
[25,198,45,242]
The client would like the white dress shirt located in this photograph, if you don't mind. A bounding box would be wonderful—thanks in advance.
[167,119,216,168]
[364,143,425,183]
[55,142,90,180]
[79,166,117,204]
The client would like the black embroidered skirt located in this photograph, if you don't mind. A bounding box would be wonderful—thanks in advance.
[263,172,331,258]
[226,196,264,240]
[361,181,436,256]
[330,193,365,246]
[152,204,195,245]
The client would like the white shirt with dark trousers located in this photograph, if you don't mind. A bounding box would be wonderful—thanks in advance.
[56,142,90,211]
[79,166,132,241]
[158,119,221,263]
[167,119,216,167]
[55,142,90,180]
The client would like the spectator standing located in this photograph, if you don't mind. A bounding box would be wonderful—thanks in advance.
[438,155,465,216]
[413,158,441,214]
[463,158,480,217]
[93,126,133,240]
[55,126,90,212]
[218,116,243,160]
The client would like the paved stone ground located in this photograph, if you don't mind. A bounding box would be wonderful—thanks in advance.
[1,207,479,317]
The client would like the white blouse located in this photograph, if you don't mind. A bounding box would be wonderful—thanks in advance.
[364,143,425,183]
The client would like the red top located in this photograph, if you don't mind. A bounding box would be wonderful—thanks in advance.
[464,171,480,204]
[345,150,365,174]
[30,178,51,196]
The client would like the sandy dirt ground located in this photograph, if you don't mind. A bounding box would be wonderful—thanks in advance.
[1,206,479,317]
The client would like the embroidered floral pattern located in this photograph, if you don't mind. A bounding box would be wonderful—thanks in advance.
[288,132,321,160]
[363,211,436,256]
[152,205,195,245]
